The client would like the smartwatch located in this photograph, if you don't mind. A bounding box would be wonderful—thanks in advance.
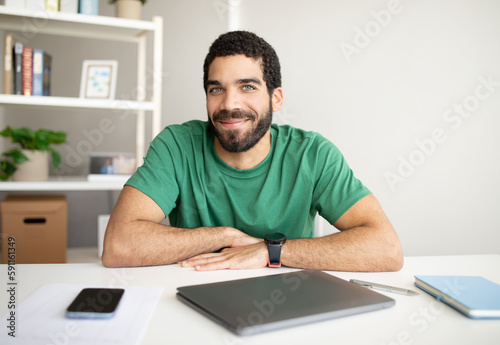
[264,232,286,268]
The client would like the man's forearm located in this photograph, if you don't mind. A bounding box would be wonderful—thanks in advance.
[281,226,403,272]
[102,221,233,268]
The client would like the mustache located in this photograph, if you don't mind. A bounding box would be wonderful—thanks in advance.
[212,109,256,122]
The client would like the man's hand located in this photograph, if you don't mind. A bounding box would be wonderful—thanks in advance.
[180,241,268,271]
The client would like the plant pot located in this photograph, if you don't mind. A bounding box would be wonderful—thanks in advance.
[115,0,142,20]
[12,150,49,182]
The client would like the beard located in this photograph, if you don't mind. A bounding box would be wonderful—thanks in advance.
[208,102,273,153]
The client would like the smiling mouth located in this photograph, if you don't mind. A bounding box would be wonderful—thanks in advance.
[218,118,250,128]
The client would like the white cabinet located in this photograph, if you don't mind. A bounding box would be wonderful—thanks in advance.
[0,5,163,191]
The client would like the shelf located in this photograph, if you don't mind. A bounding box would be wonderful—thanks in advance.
[0,8,163,192]
[0,177,127,191]
[0,5,156,42]
[0,94,154,111]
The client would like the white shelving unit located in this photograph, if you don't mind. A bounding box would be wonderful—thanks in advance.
[0,177,128,191]
[0,6,163,192]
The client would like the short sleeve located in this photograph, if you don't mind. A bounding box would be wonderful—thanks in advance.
[311,135,371,224]
[125,127,181,217]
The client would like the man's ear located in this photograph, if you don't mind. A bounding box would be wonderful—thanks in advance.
[271,87,284,112]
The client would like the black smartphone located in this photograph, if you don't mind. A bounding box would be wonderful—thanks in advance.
[66,288,125,319]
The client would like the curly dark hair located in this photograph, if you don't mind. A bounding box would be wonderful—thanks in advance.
[203,31,281,96]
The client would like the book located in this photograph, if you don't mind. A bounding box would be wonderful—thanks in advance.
[414,275,500,319]
[79,0,99,15]
[87,152,136,181]
[42,52,52,96]
[32,49,51,96]
[13,42,23,95]
[3,34,13,94]
[60,0,78,13]
[22,47,33,96]
[46,0,59,11]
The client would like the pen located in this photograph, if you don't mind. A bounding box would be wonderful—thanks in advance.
[350,279,419,296]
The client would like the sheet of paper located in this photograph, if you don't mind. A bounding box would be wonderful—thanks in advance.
[1,284,163,345]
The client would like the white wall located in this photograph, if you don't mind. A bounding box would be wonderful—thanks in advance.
[2,1,499,256]
[237,0,500,256]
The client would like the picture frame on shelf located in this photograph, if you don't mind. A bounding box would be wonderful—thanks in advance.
[79,60,118,99]
[87,152,136,181]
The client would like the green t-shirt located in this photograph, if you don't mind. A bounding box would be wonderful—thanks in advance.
[126,120,370,239]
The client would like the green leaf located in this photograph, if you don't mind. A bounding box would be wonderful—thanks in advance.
[0,126,13,138]
[11,127,36,149]
[48,148,61,168]
[0,160,17,181]
[3,149,28,164]
[48,131,67,145]
[34,130,49,151]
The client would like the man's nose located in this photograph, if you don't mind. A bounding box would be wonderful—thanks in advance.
[221,88,242,111]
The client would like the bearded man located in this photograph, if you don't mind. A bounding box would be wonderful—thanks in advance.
[102,31,403,272]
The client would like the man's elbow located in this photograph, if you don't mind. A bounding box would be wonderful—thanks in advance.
[101,236,132,268]
[383,240,404,272]
[101,245,122,268]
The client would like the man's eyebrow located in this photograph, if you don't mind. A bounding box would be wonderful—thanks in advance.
[207,78,262,86]
[237,78,262,85]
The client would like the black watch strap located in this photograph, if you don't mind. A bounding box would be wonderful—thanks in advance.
[268,243,282,268]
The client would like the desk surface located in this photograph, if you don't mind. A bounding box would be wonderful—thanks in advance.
[1,255,499,344]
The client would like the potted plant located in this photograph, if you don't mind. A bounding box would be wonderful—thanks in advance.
[0,127,67,182]
[108,0,147,20]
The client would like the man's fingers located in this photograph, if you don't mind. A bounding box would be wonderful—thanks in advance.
[180,252,225,267]
[181,242,268,270]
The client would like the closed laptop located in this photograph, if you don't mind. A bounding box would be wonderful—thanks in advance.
[177,270,395,335]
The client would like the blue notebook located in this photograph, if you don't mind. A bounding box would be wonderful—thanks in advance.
[414,275,500,319]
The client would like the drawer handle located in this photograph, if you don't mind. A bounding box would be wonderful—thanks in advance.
[24,218,47,224]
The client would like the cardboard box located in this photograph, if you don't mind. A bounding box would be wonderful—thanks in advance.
[1,195,67,264]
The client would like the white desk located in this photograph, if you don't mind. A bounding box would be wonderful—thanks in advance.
[1,255,499,344]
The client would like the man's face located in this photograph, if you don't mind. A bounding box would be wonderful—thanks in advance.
[206,55,278,153]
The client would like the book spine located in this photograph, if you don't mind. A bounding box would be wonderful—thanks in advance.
[46,0,60,11]
[13,42,23,95]
[43,53,52,96]
[78,0,99,15]
[60,0,78,13]
[3,34,13,95]
[22,47,33,96]
[32,49,43,96]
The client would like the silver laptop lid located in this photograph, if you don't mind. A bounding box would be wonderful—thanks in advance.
[176,270,395,336]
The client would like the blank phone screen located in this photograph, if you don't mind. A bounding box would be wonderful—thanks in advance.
[67,288,125,315]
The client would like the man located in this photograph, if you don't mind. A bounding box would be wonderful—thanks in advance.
[102,31,403,272]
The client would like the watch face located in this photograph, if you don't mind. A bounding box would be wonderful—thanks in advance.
[265,232,286,244]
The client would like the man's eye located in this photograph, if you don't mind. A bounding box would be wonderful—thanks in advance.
[242,85,255,91]
[209,87,222,93]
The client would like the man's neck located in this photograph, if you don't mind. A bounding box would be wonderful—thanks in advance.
[214,130,272,170]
